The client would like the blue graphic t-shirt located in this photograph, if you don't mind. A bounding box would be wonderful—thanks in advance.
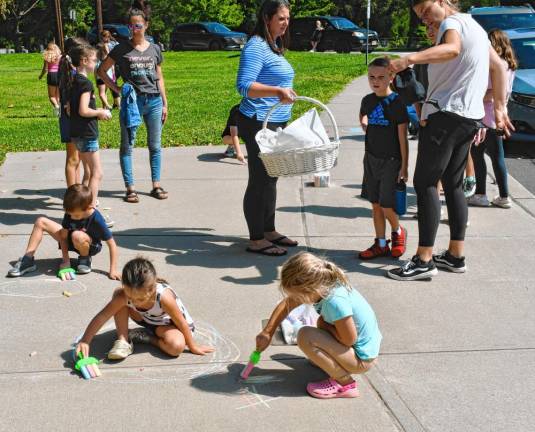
[360,92,408,159]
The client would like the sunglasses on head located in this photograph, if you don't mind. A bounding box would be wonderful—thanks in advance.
[129,24,144,30]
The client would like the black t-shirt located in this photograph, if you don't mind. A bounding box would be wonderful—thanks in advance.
[360,92,409,160]
[62,209,113,246]
[70,74,98,139]
[109,42,163,94]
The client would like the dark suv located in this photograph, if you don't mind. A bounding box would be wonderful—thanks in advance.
[170,22,247,51]
[469,5,535,32]
[86,23,154,45]
[290,16,379,53]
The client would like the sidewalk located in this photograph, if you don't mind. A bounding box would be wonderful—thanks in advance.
[1,75,534,432]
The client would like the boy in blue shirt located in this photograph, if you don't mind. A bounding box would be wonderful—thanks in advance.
[359,57,409,260]
[8,184,120,279]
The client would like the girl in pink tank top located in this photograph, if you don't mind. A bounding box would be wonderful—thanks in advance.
[38,42,61,116]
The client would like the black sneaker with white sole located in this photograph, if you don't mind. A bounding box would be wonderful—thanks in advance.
[77,256,92,274]
[433,250,466,273]
[7,255,37,277]
[387,255,438,281]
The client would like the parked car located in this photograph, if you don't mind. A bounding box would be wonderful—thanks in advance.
[290,16,379,53]
[505,28,535,142]
[86,24,155,45]
[170,22,247,51]
[469,5,535,32]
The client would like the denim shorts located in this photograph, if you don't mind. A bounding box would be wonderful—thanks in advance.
[73,137,99,153]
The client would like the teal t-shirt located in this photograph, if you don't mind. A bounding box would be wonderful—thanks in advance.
[314,284,382,360]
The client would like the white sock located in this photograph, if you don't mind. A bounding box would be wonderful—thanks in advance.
[378,238,387,247]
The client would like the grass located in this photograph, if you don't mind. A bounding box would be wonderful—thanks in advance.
[0,51,373,164]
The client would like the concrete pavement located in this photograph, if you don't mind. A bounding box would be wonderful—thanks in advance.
[1,75,534,432]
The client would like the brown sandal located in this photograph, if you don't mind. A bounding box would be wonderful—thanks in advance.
[124,190,139,203]
[150,187,168,200]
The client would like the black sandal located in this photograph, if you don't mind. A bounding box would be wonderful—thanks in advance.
[270,236,298,247]
[124,190,139,203]
[246,245,287,257]
[150,187,168,200]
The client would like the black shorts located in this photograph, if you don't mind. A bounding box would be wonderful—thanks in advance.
[47,72,59,86]
[363,153,401,209]
[221,104,241,138]
[57,230,102,256]
[132,319,195,334]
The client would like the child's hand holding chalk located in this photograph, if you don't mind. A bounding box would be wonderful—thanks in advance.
[255,330,272,352]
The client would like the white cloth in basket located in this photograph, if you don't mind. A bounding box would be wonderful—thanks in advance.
[256,108,331,154]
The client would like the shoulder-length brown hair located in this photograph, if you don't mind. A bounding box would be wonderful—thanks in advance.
[252,0,290,55]
[489,29,518,71]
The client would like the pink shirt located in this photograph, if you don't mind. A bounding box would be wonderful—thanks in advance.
[47,61,59,73]
[483,58,515,129]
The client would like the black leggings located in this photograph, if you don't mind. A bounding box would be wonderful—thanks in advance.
[237,112,286,241]
[470,129,509,198]
[414,112,478,247]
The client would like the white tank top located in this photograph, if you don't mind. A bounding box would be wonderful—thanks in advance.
[127,283,194,330]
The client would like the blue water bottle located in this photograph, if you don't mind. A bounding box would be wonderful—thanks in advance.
[395,180,407,216]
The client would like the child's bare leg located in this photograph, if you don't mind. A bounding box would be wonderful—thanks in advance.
[112,291,133,341]
[297,326,376,385]
[81,159,91,186]
[222,135,233,146]
[70,230,91,256]
[25,217,63,257]
[47,85,59,108]
[98,84,111,109]
[154,325,186,357]
[80,151,102,207]
[383,207,400,232]
[65,142,81,187]
[372,203,386,239]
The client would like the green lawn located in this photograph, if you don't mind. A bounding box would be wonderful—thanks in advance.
[0,51,372,163]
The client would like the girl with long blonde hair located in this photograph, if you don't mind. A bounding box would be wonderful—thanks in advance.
[38,42,62,115]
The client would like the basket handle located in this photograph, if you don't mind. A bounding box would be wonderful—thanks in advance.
[261,96,339,143]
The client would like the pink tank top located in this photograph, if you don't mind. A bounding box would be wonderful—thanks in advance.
[47,62,59,73]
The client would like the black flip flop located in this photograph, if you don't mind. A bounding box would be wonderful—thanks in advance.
[246,245,287,257]
[270,236,298,247]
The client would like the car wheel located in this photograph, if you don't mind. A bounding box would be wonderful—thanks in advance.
[209,40,223,51]
[336,40,351,54]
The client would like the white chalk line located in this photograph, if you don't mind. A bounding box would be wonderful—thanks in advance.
[0,278,87,299]
[235,385,282,411]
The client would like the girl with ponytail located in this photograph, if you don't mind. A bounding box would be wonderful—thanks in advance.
[254,252,382,399]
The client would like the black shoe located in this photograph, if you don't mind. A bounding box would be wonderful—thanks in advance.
[386,255,438,281]
[433,250,466,273]
[77,256,92,274]
[7,255,37,277]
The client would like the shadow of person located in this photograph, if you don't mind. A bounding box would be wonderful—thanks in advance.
[277,204,372,219]
[113,227,301,286]
[196,153,245,166]
[189,354,325,398]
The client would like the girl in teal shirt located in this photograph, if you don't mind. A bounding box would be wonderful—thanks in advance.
[256,252,382,399]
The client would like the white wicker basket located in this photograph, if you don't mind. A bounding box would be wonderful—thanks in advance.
[257,96,340,178]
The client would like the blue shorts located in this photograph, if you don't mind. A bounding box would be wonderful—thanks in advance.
[73,137,99,153]
[59,107,71,143]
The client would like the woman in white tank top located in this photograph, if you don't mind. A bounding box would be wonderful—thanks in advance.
[76,257,215,361]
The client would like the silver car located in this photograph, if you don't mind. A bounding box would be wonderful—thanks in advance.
[506,28,535,143]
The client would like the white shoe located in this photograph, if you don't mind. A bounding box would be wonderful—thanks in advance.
[492,196,512,209]
[467,194,490,207]
[107,339,133,360]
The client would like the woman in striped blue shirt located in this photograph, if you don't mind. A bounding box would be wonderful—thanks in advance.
[236,0,298,257]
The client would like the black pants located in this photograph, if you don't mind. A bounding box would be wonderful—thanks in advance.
[470,128,509,198]
[414,112,479,247]
[237,112,286,241]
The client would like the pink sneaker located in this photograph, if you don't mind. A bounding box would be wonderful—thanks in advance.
[306,378,359,399]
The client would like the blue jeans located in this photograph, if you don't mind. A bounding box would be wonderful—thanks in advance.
[119,94,163,187]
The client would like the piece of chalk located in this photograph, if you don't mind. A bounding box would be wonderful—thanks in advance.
[92,363,102,377]
[240,361,255,380]
[62,290,72,297]
[29,351,37,357]
[80,365,91,380]
[86,364,96,378]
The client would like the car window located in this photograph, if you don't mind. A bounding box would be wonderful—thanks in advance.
[472,13,535,31]
[512,37,535,69]
[204,23,231,33]
[329,17,359,30]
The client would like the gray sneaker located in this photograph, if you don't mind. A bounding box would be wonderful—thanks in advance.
[77,256,92,274]
[129,328,153,345]
[8,255,37,277]
[224,146,236,158]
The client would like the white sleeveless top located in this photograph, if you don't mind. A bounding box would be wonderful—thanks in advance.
[127,283,195,330]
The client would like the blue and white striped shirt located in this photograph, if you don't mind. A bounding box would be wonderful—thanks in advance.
[236,36,295,123]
